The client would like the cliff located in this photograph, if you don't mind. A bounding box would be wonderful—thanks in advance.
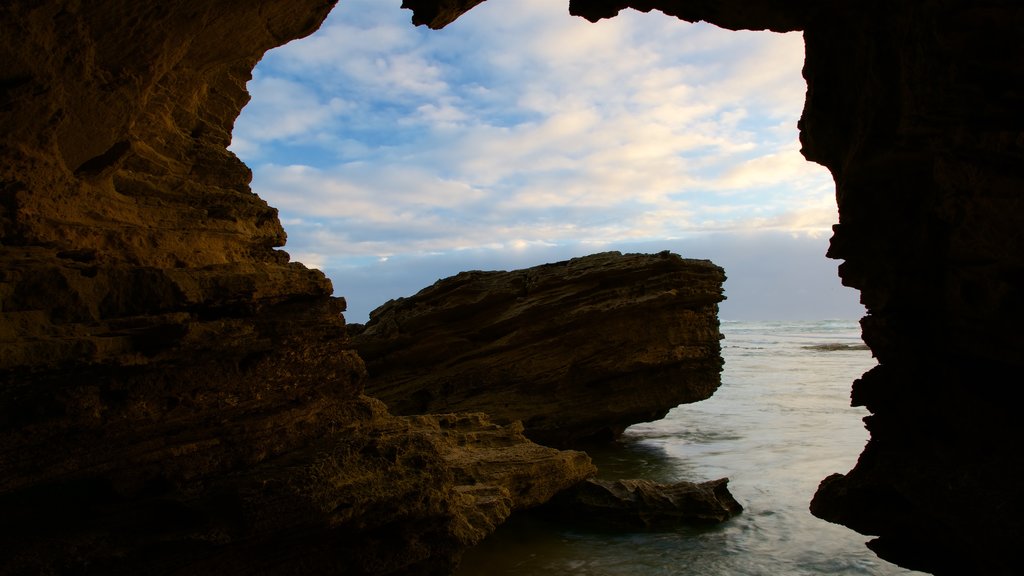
[351,251,725,446]
[2,0,1022,575]
[0,2,593,574]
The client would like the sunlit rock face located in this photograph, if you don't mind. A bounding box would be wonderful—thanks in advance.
[352,251,725,447]
[0,2,593,574]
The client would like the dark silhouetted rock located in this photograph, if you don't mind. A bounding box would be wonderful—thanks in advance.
[523,3,1024,574]
[545,477,742,529]
[3,0,1023,574]
[351,251,726,446]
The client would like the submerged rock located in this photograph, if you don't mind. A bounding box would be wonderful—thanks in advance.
[543,477,742,529]
[351,251,726,446]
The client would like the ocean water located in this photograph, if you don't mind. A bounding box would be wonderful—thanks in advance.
[457,320,924,576]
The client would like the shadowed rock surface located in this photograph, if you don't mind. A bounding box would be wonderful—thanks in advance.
[1,396,595,575]
[544,477,742,529]
[0,2,593,574]
[350,251,726,447]
[2,0,1023,574]
[546,2,1024,574]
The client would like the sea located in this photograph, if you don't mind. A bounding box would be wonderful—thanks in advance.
[456,319,925,576]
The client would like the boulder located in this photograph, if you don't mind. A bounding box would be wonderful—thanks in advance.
[351,251,726,446]
[544,477,742,529]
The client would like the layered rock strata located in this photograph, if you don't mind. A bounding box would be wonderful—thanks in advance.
[351,251,726,446]
[1,396,595,575]
[3,0,1022,574]
[0,2,593,574]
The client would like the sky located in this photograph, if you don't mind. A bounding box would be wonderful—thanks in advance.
[230,0,864,323]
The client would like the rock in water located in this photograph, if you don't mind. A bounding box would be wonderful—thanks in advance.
[544,478,743,528]
[351,251,726,446]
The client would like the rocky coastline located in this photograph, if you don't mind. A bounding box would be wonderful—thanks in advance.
[2,0,1022,574]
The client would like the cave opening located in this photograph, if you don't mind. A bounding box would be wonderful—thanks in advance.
[230,0,862,324]
[3,1,1019,574]
[229,0,903,574]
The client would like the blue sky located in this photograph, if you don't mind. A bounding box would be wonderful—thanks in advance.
[230,0,864,322]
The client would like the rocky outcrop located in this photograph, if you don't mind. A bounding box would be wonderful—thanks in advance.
[544,477,742,529]
[350,251,725,446]
[4,0,1022,574]
[0,2,594,574]
[1,396,595,575]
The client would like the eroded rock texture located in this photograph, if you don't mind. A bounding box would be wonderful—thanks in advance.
[0,2,594,574]
[3,0,1022,574]
[351,251,725,446]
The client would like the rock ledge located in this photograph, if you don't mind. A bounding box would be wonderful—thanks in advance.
[351,251,726,446]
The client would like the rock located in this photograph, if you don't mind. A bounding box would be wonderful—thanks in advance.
[544,477,742,529]
[3,0,1024,575]
[0,2,595,574]
[351,251,726,446]
[275,404,596,575]
[401,0,488,29]
[2,396,595,575]
[542,2,1024,574]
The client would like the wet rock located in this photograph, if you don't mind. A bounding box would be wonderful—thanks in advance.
[544,477,742,529]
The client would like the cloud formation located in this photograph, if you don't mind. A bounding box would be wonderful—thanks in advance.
[231,0,857,321]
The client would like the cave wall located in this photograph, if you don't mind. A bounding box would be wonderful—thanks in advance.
[0,2,595,574]
[801,4,1024,573]
[2,0,1022,574]
[557,1,1023,574]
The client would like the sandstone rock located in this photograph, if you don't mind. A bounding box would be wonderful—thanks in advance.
[351,251,726,446]
[4,0,1024,575]
[1,396,595,575]
[544,477,742,529]
[0,1,596,574]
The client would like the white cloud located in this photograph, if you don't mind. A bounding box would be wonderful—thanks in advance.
[230,0,852,319]
[715,149,820,190]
